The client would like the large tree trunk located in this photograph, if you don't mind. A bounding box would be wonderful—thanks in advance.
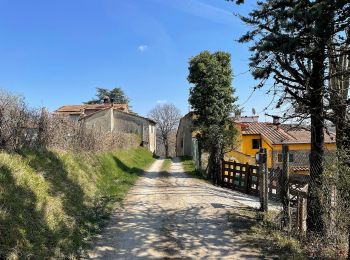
[307,111,325,233]
[164,141,169,158]
[307,54,326,234]
[208,138,223,185]
[329,32,350,255]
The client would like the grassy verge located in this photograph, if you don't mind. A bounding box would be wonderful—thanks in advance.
[228,206,305,259]
[179,156,207,180]
[160,158,172,173]
[0,147,154,259]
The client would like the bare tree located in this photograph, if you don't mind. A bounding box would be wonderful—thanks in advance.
[148,104,181,158]
[0,90,32,151]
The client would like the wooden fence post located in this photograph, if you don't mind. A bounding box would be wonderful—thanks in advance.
[259,148,268,212]
[281,145,291,231]
[245,162,250,194]
[297,194,307,233]
[264,157,268,212]
[221,159,225,187]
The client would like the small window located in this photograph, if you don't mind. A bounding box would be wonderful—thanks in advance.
[278,154,283,162]
[277,153,294,162]
[252,139,261,149]
[289,153,294,162]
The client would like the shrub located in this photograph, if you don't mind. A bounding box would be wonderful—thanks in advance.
[0,89,140,153]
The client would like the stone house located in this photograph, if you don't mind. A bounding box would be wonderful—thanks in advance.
[54,103,129,122]
[54,102,156,153]
[176,112,196,157]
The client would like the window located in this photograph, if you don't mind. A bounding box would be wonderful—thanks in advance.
[289,153,294,162]
[278,154,283,162]
[277,153,294,162]
[252,139,261,149]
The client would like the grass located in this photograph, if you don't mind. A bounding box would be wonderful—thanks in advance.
[179,156,208,180]
[0,147,154,259]
[160,158,172,173]
[228,206,305,259]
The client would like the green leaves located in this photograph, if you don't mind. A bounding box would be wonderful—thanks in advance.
[85,87,130,105]
[187,50,237,150]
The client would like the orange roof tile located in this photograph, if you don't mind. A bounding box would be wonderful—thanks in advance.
[241,122,335,144]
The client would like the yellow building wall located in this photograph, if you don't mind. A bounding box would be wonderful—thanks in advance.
[231,134,274,167]
[225,150,255,164]
[228,131,336,168]
[198,122,337,168]
[272,143,336,151]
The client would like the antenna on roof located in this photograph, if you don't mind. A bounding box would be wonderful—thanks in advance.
[252,108,256,116]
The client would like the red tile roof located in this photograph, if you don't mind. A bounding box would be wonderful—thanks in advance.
[241,122,335,144]
[54,104,129,115]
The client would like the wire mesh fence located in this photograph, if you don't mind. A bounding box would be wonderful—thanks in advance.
[266,146,350,257]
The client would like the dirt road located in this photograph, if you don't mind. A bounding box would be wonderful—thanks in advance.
[88,158,264,259]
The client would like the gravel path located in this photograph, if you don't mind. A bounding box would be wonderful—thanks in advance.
[88,158,266,259]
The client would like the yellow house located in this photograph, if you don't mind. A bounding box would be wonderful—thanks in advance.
[226,118,336,170]
[176,114,336,172]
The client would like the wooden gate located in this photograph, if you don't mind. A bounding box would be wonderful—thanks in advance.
[221,160,259,195]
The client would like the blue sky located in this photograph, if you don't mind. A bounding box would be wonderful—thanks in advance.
[0,0,272,119]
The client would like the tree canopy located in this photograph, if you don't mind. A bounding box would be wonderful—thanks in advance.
[237,0,350,234]
[188,50,237,184]
[85,87,130,105]
[148,103,181,157]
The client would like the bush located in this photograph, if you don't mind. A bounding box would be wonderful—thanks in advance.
[46,116,140,152]
[0,90,38,151]
[0,90,140,153]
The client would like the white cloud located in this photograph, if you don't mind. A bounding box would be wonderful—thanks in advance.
[156,100,167,104]
[138,45,149,52]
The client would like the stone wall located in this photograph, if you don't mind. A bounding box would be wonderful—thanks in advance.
[113,110,156,153]
[81,108,156,153]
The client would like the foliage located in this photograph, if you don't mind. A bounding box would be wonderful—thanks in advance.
[85,87,130,105]
[0,90,37,151]
[148,103,181,157]
[0,147,154,259]
[0,89,139,153]
[187,50,237,184]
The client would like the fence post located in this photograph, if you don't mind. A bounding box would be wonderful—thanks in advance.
[281,144,291,231]
[245,162,250,194]
[259,148,268,212]
[297,194,307,233]
[264,156,268,212]
[221,159,225,187]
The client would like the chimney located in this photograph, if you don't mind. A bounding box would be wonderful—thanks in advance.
[272,116,280,125]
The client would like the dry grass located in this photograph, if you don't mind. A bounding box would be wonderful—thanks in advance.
[228,207,305,259]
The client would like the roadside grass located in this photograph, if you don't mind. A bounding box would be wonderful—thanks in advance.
[179,156,208,181]
[160,158,172,173]
[228,206,305,259]
[0,147,154,259]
